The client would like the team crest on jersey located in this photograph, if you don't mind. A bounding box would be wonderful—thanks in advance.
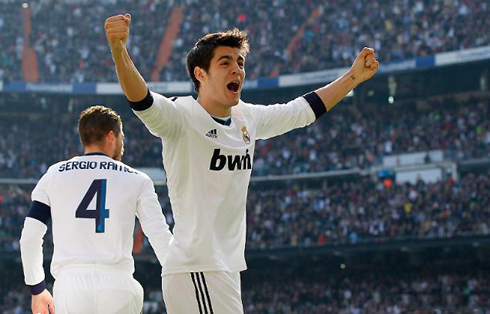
[241,125,250,144]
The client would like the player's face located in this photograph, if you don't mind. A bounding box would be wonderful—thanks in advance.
[203,46,246,108]
[113,129,124,161]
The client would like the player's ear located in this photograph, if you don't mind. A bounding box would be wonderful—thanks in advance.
[106,130,115,143]
[194,66,206,83]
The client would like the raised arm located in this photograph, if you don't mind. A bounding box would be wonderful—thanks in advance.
[315,47,379,111]
[252,48,379,140]
[105,13,148,102]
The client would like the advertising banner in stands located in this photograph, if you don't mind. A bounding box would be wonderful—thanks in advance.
[147,81,193,94]
[3,82,96,94]
[279,67,349,87]
[436,45,490,66]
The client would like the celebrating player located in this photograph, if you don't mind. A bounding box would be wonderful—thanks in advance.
[20,106,172,314]
[105,13,379,313]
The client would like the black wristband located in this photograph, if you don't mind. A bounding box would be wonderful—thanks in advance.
[128,89,154,111]
[303,92,326,119]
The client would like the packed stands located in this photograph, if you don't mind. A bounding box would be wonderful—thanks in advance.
[2,260,489,313]
[246,171,490,249]
[1,96,488,179]
[2,169,489,254]
[1,0,489,83]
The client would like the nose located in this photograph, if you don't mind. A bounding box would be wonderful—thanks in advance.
[231,62,242,75]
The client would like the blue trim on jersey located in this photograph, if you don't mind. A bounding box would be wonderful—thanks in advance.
[29,280,46,295]
[303,92,326,119]
[84,152,109,157]
[128,89,154,111]
[97,179,109,233]
[27,201,51,225]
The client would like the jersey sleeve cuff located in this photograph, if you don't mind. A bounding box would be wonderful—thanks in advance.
[303,92,326,120]
[29,280,46,295]
[128,89,154,111]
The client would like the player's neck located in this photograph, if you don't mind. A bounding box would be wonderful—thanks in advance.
[196,94,232,118]
[84,145,111,158]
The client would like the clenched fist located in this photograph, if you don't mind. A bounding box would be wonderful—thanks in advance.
[350,47,379,84]
[105,13,131,55]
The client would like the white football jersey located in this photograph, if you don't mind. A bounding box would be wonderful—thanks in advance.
[20,154,172,287]
[132,91,325,275]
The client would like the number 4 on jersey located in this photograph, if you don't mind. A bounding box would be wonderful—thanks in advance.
[76,179,109,233]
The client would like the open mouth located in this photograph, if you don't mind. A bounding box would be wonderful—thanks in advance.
[227,82,240,93]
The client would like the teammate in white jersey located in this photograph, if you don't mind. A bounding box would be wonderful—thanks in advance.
[105,13,379,313]
[20,106,172,314]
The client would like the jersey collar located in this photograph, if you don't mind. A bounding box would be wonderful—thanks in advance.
[84,152,109,157]
[211,115,232,126]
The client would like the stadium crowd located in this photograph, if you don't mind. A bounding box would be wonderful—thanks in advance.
[0,96,488,179]
[245,171,490,249]
[252,96,490,176]
[2,262,489,313]
[0,185,31,252]
[1,0,489,83]
[240,269,490,314]
[0,107,162,178]
[1,170,489,253]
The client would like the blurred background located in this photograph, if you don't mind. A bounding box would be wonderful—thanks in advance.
[1,0,490,313]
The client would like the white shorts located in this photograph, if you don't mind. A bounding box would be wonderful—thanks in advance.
[162,271,243,314]
[53,265,143,314]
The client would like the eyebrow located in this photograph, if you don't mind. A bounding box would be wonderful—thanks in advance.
[217,55,245,63]
[217,55,231,61]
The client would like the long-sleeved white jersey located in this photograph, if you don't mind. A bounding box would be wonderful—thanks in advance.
[20,153,172,294]
[131,91,325,275]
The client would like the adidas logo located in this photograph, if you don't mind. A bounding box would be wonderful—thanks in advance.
[205,129,218,138]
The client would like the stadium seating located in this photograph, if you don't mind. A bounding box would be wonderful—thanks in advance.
[2,260,489,313]
[1,0,489,83]
[2,170,489,254]
[1,96,488,179]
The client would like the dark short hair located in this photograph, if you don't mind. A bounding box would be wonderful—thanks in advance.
[186,28,250,92]
[78,106,122,147]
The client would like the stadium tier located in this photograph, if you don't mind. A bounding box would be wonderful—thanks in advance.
[0,0,489,83]
[0,94,488,179]
[2,169,490,254]
[2,258,490,313]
